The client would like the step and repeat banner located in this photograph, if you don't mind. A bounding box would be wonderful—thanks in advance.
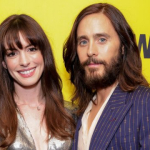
[0,0,150,101]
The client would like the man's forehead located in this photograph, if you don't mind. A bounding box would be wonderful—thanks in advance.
[77,13,117,37]
[78,12,110,26]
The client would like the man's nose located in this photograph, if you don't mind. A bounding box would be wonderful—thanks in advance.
[87,42,98,57]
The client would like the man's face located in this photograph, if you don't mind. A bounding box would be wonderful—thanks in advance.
[77,13,122,89]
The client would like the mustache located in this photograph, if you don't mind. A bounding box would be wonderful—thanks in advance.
[81,57,107,67]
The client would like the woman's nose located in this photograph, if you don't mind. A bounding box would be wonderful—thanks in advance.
[19,52,30,67]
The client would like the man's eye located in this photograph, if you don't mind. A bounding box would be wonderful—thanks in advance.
[99,38,106,43]
[79,40,87,46]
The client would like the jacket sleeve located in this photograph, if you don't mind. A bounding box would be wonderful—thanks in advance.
[139,91,150,149]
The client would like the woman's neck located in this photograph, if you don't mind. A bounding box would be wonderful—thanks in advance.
[14,80,44,106]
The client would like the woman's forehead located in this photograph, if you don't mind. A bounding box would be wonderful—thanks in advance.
[4,32,31,50]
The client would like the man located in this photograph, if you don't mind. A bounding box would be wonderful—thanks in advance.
[63,3,150,150]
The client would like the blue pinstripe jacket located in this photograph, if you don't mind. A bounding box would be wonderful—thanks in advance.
[72,85,150,150]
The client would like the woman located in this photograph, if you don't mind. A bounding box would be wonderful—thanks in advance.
[0,14,75,150]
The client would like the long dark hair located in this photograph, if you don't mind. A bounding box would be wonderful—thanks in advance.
[63,3,149,115]
[0,14,75,148]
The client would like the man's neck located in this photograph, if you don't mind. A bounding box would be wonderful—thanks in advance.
[96,81,118,105]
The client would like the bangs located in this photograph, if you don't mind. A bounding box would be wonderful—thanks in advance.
[3,20,42,51]
[4,29,25,50]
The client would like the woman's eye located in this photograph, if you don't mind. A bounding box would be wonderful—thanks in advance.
[29,47,37,52]
[99,38,106,43]
[6,51,16,57]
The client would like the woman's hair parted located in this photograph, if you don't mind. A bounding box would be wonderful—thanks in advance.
[0,14,75,148]
[63,3,149,115]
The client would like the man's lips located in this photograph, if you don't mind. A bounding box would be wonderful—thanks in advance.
[87,62,103,67]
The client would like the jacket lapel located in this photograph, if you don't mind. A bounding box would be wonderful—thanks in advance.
[72,114,82,150]
[89,85,133,150]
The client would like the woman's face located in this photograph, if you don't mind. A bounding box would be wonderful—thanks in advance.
[2,33,44,88]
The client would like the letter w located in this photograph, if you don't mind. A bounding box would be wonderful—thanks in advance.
[138,34,150,58]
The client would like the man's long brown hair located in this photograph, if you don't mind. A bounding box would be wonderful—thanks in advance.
[0,14,75,148]
[63,3,149,116]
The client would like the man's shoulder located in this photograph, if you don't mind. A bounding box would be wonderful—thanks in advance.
[131,85,150,95]
[127,85,150,103]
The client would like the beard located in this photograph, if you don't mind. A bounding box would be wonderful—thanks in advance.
[79,51,123,90]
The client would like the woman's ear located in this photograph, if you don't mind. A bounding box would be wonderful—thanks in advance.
[2,61,7,69]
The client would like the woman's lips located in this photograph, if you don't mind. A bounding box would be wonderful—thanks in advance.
[18,67,36,78]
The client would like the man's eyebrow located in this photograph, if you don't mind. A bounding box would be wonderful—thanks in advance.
[77,35,88,42]
[94,33,110,38]
[77,33,110,41]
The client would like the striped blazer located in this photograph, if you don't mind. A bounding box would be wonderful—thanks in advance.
[72,85,150,150]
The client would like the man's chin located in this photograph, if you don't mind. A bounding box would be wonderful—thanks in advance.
[85,70,103,79]
[84,71,118,90]
[86,65,103,72]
